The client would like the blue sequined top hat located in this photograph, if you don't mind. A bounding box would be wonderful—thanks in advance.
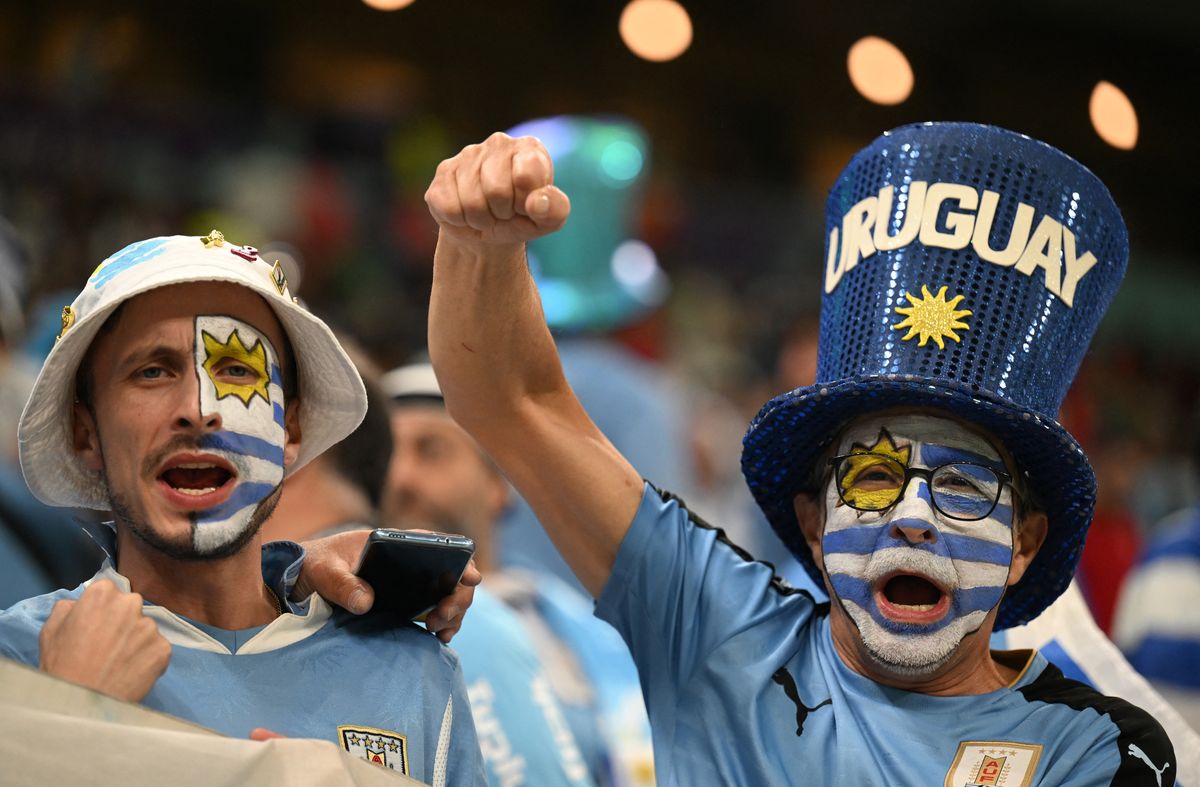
[507,115,669,333]
[741,122,1128,629]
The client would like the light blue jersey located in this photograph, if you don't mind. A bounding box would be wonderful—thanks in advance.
[452,586,595,787]
[0,537,487,786]
[596,484,1175,786]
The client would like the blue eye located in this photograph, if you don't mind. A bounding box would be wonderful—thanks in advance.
[139,367,165,380]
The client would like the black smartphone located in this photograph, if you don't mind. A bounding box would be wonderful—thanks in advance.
[353,529,476,620]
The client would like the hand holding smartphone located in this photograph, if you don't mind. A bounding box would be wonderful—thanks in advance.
[353,530,476,620]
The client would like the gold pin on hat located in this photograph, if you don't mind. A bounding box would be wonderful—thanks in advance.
[56,306,76,341]
[201,229,226,248]
[270,260,289,295]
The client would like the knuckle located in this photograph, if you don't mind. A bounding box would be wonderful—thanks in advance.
[485,131,511,144]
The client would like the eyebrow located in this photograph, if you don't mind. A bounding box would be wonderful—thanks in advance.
[920,444,1006,473]
[114,343,191,373]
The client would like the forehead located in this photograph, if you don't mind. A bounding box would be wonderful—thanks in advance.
[390,404,460,435]
[837,411,1001,461]
[101,281,286,353]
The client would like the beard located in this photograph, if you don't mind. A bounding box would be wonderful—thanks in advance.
[385,490,478,536]
[96,418,286,561]
[827,547,1003,677]
[107,480,282,562]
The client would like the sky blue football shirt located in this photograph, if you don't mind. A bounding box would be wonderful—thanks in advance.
[596,483,1175,786]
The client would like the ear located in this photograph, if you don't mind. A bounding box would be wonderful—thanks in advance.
[72,402,104,472]
[792,492,825,565]
[1007,510,1048,586]
[283,400,303,468]
[484,472,510,522]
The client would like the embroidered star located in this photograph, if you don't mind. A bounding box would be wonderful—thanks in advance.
[387,741,399,752]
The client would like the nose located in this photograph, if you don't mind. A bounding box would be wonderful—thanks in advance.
[890,522,937,544]
[172,374,222,433]
[887,477,938,544]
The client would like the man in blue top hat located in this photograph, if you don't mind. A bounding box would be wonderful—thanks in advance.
[423,123,1175,784]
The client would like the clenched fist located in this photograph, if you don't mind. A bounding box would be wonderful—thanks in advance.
[38,579,171,702]
[425,132,570,247]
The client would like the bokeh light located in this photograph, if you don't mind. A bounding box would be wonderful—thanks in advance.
[1090,81,1138,150]
[847,36,914,105]
[620,0,693,63]
[361,0,416,10]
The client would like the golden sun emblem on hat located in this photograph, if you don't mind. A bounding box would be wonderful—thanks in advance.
[201,329,271,406]
[892,285,972,350]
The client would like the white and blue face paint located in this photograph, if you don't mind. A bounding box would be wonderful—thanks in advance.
[822,414,1016,675]
[190,314,287,554]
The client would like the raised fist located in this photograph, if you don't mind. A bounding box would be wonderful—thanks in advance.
[425,132,570,247]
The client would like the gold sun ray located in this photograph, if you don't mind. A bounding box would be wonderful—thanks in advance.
[892,284,972,350]
[836,429,912,509]
[201,330,271,406]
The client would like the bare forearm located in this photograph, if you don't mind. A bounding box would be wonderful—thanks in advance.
[428,235,567,430]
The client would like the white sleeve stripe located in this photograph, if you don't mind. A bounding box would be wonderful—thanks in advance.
[432,694,452,787]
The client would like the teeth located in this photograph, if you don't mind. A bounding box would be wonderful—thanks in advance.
[174,462,217,469]
[176,487,218,496]
[895,603,936,611]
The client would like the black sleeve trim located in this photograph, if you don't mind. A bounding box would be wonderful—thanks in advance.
[1017,661,1176,785]
[648,482,830,614]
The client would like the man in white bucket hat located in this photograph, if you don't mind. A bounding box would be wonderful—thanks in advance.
[0,231,486,784]
[423,125,1176,785]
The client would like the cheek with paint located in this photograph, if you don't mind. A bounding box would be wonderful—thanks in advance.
[191,315,287,551]
[821,415,1016,661]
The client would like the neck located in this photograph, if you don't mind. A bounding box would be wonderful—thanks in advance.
[263,462,374,543]
[115,527,278,629]
[828,606,1016,695]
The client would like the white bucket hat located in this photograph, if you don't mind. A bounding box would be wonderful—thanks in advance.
[18,231,368,510]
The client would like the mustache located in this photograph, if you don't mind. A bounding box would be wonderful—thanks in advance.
[861,547,959,591]
[141,434,248,477]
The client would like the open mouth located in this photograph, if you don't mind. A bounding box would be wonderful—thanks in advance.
[874,573,950,623]
[156,455,237,506]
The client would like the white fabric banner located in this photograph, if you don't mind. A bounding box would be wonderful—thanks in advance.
[0,657,423,786]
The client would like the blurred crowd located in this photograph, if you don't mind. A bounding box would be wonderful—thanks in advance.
[2,4,1200,777]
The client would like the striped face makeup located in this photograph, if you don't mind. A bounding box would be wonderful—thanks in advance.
[174,315,286,553]
[821,414,1015,675]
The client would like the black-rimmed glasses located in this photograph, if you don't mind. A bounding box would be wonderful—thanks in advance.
[828,452,1013,521]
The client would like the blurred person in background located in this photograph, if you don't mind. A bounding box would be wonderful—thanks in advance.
[1113,412,1200,730]
[0,234,485,783]
[268,350,596,787]
[0,220,100,608]
[424,124,1176,783]
[383,361,655,787]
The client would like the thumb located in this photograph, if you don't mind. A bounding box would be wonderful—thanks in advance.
[524,186,570,231]
[338,575,375,616]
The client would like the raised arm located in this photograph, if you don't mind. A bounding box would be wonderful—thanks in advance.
[425,132,644,596]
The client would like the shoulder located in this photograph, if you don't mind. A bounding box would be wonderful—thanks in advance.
[1140,508,1200,564]
[330,610,464,673]
[0,585,85,663]
[1017,660,1176,785]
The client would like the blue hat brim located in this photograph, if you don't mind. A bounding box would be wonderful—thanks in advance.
[741,376,1095,629]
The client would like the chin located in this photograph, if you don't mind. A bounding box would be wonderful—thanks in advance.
[848,604,990,680]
